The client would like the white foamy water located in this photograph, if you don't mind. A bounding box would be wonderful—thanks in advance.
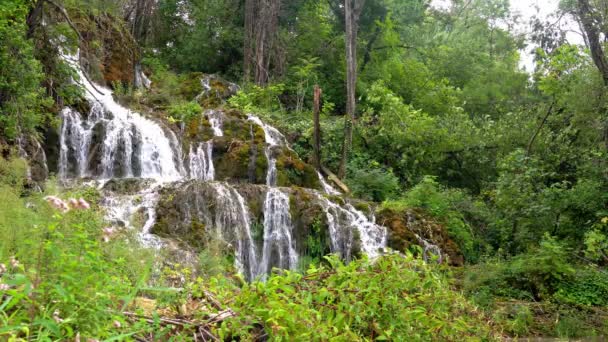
[59,52,182,182]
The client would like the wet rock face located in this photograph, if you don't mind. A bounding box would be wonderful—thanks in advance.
[376,208,464,266]
[152,181,336,276]
[289,187,333,259]
[102,178,155,194]
[180,109,322,189]
[17,134,49,184]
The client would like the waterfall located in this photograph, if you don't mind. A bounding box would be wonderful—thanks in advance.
[58,54,390,281]
[316,195,387,260]
[344,204,387,259]
[188,110,223,180]
[248,115,299,274]
[189,142,214,181]
[102,183,163,248]
[59,53,183,181]
[207,110,224,137]
[258,188,298,275]
[248,115,283,186]
[318,171,341,195]
[406,213,443,263]
[210,183,258,281]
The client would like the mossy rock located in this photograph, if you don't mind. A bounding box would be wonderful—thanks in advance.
[71,11,140,86]
[276,148,321,190]
[288,187,331,259]
[376,207,464,266]
[153,182,215,248]
[178,72,205,100]
[214,141,266,184]
[197,75,239,108]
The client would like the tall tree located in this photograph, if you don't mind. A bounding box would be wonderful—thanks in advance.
[125,0,155,44]
[577,0,608,86]
[243,0,281,85]
[338,0,365,179]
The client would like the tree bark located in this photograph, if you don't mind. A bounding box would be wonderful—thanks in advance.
[577,0,608,86]
[313,85,322,169]
[338,0,364,179]
[244,0,256,82]
[243,0,281,85]
[130,0,154,44]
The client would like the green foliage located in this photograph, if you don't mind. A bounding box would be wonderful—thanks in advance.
[228,83,285,113]
[385,176,479,262]
[0,0,52,140]
[167,101,202,123]
[347,167,400,202]
[583,217,608,264]
[212,254,494,340]
[0,155,28,192]
[464,235,575,301]
[0,168,156,339]
[491,304,533,337]
[554,267,608,306]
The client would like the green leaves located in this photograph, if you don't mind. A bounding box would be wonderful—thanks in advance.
[214,254,494,340]
[0,0,51,141]
[167,101,202,123]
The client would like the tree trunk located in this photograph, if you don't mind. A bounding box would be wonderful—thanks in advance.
[130,0,153,44]
[338,0,364,179]
[243,0,256,82]
[26,0,45,38]
[243,0,281,85]
[313,85,322,169]
[577,0,608,86]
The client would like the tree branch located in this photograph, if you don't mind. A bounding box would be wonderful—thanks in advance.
[527,102,555,156]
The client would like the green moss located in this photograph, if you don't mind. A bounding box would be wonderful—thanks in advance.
[275,149,321,189]
[178,72,204,100]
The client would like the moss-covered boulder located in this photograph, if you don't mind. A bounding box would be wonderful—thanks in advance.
[276,148,321,189]
[196,74,240,108]
[376,207,464,266]
[289,187,332,259]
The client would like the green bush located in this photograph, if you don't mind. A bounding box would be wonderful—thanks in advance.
[384,176,480,262]
[228,83,285,113]
[208,254,495,341]
[167,101,202,123]
[347,167,400,202]
[464,235,575,301]
[0,183,156,340]
[554,267,608,306]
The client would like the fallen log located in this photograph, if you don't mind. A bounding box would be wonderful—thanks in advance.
[321,165,350,193]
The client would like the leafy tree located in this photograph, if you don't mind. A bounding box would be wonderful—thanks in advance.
[0,0,51,141]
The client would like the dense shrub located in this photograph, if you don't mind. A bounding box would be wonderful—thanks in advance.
[554,267,608,306]
[464,235,575,301]
[347,167,400,202]
[209,254,495,341]
[384,176,481,262]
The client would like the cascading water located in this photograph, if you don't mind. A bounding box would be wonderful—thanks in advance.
[189,142,214,181]
[210,183,259,281]
[59,53,182,181]
[188,110,223,181]
[258,188,298,275]
[102,184,163,247]
[405,213,443,263]
[58,54,391,281]
[317,171,341,195]
[248,115,299,275]
[316,195,387,260]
